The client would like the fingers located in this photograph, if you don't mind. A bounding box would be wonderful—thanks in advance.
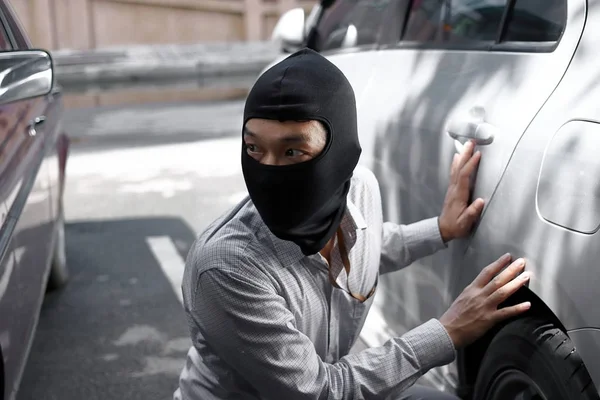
[458,149,481,185]
[484,258,525,295]
[451,143,473,183]
[457,198,485,227]
[450,153,459,179]
[472,253,512,287]
[483,258,526,295]
[451,141,479,184]
[456,141,475,171]
[493,301,531,322]
[488,271,530,306]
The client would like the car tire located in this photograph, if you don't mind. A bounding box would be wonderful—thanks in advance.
[47,205,68,291]
[473,317,600,400]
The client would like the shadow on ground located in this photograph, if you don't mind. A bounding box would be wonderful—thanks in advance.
[19,217,197,400]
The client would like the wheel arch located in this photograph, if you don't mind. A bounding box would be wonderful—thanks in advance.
[455,286,567,399]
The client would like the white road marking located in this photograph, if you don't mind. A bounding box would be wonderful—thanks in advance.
[147,236,186,304]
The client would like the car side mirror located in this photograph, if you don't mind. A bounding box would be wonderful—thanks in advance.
[271,7,305,52]
[0,50,53,105]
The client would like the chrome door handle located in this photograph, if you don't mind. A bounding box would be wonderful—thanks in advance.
[26,115,46,137]
[447,119,496,145]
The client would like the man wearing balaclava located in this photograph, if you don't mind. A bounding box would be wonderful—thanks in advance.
[174,49,532,400]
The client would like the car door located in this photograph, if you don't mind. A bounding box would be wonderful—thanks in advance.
[2,0,63,226]
[0,25,44,400]
[453,0,600,392]
[308,0,394,114]
[0,5,56,398]
[0,103,19,400]
[356,0,584,390]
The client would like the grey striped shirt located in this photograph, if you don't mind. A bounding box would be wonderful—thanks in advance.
[174,166,456,400]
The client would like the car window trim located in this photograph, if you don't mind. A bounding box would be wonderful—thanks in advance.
[398,0,414,43]
[491,40,559,53]
[381,40,496,52]
[312,0,393,54]
[392,0,565,54]
[0,6,16,50]
[2,2,33,49]
[380,39,559,53]
[318,43,379,57]
[496,0,516,43]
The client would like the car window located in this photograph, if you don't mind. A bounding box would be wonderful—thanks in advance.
[0,19,12,51]
[403,0,507,44]
[1,3,30,49]
[503,0,566,42]
[314,0,392,52]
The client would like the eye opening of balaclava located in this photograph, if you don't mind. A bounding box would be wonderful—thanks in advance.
[243,116,333,171]
[241,48,362,256]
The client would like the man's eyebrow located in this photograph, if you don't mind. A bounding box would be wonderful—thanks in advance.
[280,133,311,143]
[243,128,311,143]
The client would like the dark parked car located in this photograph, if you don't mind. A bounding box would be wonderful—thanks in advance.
[0,2,70,400]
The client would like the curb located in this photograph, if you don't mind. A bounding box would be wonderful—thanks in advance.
[51,41,284,90]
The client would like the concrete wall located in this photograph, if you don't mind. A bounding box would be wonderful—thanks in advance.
[11,0,316,51]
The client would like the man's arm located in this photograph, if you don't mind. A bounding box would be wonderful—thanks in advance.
[190,268,455,400]
[378,140,485,275]
[379,217,447,275]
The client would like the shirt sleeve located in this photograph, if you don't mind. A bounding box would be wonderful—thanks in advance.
[379,217,448,275]
[190,268,456,400]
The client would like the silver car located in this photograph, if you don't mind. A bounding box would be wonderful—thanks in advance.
[270,0,600,398]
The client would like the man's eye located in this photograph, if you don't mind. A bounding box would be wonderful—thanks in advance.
[246,144,258,153]
[285,149,304,157]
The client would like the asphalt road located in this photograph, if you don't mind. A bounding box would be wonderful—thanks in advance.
[18,100,250,400]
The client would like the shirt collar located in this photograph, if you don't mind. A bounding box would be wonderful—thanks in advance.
[345,200,367,231]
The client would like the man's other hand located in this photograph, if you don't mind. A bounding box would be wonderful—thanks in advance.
[439,254,531,349]
[439,140,485,242]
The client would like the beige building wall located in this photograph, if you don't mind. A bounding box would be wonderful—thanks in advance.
[11,0,317,109]
[11,0,316,50]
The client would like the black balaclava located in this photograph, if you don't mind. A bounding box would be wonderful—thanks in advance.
[242,48,362,256]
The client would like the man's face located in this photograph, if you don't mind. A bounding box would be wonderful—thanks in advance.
[244,119,327,166]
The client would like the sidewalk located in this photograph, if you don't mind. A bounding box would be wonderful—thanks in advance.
[52,41,284,91]
[64,99,246,152]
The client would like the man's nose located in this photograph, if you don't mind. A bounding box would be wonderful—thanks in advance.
[261,153,284,166]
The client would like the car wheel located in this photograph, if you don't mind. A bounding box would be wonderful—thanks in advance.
[473,317,600,400]
[47,205,68,291]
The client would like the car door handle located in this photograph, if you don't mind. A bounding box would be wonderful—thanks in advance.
[447,119,497,145]
[26,115,46,138]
